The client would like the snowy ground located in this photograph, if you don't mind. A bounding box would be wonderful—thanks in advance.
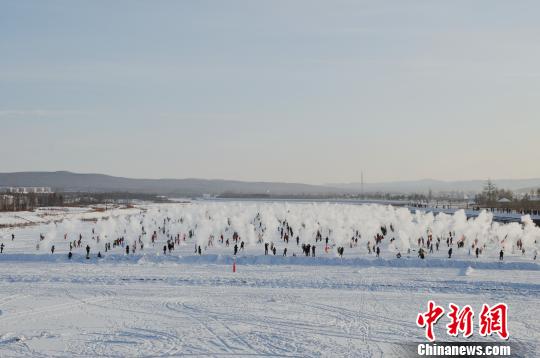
[0,203,539,357]
[0,206,140,227]
[0,262,538,357]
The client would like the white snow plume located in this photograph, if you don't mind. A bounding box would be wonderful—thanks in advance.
[521,215,540,249]
[58,218,77,240]
[32,202,538,255]
[41,222,58,250]
[96,217,118,243]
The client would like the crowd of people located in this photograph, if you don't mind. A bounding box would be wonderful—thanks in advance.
[0,209,538,263]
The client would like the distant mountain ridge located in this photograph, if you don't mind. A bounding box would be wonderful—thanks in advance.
[1,171,539,196]
[0,171,345,196]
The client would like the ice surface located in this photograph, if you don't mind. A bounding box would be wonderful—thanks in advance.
[0,202,538,357]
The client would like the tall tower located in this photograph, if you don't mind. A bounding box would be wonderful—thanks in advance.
[361,171,364,199]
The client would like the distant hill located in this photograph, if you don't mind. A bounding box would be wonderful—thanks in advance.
[0,171,346,196]
[1,171,539,196]
[329,178,540,194]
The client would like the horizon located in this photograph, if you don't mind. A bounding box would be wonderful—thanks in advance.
[2,1,539,184]
[1,170,540,187]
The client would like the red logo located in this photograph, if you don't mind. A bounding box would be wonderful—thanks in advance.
[446,303,474,338]
[417,300,445,342]
[417,301,509,341]
[479,303,509,340]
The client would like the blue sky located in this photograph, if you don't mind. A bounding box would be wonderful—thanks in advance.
[1,1,539,184]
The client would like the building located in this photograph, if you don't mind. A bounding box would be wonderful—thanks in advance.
[0,187,53,194]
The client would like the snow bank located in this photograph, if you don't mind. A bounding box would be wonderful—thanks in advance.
[0,253,537,271]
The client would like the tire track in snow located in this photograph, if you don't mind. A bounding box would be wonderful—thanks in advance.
[164,302,238,355]
[0,296,112,323]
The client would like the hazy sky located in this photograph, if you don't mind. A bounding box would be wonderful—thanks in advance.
[1,1,539,184]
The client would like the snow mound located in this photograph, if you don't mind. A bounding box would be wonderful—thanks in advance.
[460,266,475,276]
